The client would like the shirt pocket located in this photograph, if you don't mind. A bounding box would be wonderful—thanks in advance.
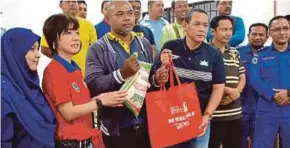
[261,59,278,81]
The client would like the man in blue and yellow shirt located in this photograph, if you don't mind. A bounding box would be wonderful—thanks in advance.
[85,1,153,148]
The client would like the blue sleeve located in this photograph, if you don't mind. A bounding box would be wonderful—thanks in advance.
[146,27,156,45]
[85,43,123,97]
[249,56,275,102]
[206,27,213,43]
[229,17,245,47]
[212,51,226,84]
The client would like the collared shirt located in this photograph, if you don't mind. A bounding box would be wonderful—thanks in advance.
[249,44,290,117]
[42,55,100,141]
[85,32,153,136]
[160,22,186,49]
[41,16,97,76]
[133,25,156,45]
[150,38,225,113]
[95,20,111,39]
[211,44,245,121]
[238,44,260,114]
[94,20,156,46]
[140,14,169,55]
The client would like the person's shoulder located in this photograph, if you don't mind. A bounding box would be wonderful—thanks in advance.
[202,42,223,56]
[161,17,169,25]
[1,75,22,100]
[95,20,103,28]
[89,36,109,52]
[237,45,248,51]
[163,39,184,50]
[256,46,271,56]
[230,15,244,22]
[1,75,16,92]
[78,17,94,27]
[44,60,66,74]
[162,23,173,30]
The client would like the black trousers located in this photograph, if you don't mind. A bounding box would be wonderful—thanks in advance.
[103,124,151,148]
[209,119,242,148]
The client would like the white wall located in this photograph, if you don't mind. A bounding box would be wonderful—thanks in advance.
[1,0,289,82]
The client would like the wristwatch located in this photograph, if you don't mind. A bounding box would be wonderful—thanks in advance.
[95,96,104,110]
[203,112,213,120]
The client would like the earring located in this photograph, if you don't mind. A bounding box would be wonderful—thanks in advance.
[53,42,56,50]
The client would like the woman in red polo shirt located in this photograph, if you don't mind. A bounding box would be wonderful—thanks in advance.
[42,14,127,148]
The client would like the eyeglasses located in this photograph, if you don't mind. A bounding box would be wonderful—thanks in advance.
[270,27,290,33]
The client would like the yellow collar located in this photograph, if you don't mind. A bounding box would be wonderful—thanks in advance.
[107,32,137,42]
[106,32,137,54]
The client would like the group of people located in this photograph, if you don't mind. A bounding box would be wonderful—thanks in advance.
[1,0,290,148]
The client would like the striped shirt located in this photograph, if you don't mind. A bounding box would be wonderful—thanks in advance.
[212,45,245,121]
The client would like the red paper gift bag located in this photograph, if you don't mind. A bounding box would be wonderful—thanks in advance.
[146,63,203,148]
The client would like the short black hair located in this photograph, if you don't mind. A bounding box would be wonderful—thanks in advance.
[101,0,111,11]
[249,23,268,34]
[185,8,208,23]
[210,15,234,29]
[285,15,290,22]
[43,14,79,55]
[268,15,287,29]
[78,0,87,6]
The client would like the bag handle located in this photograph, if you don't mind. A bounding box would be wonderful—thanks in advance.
[169,59,181,88]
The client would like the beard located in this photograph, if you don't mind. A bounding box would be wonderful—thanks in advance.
[251,44,264,50]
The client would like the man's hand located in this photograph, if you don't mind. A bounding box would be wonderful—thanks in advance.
[160,49,172,66]
[198,115,210,137]
[220,96,233,106]
[120,56,140,79]
[226,87,240,101]
[155,66,169,85]
[273,89,290,107]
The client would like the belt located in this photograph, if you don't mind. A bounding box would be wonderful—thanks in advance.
[55,139,91,148]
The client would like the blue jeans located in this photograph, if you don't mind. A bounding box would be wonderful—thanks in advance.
[170,123,211,148]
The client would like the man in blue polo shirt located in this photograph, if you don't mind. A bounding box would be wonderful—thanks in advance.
[129,0,157,60]
[95,0,111,39]
[150,8,225,148]
[237,23,268,148]
[250,16,290,148]
[85,1,153,148]
[140,0,169,56]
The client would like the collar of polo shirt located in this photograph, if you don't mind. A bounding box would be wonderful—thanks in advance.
[107,32,137,54]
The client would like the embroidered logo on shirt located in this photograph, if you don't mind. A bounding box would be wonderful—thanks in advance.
[72,82,80,92]
[262,56,275,61]
[200,60,209,67]
[252,57,258,64]
[172,55,180,59]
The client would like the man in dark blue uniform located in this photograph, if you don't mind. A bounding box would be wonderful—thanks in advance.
[237,23,268,148]
[250,16,290,148]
